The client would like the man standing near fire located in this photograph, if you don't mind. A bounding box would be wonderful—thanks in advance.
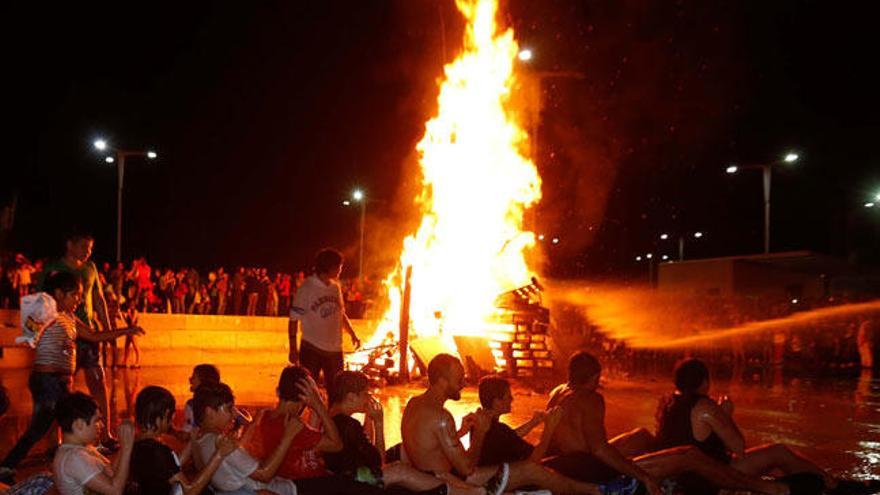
[288,248,360,392]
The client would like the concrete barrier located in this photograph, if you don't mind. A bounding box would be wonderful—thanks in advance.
[0,310,378,368]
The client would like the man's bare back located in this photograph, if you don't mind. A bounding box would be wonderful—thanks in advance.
[547,383,601,455]
[402,393,460,474]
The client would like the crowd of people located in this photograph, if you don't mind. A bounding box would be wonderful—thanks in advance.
[0,252,381,319]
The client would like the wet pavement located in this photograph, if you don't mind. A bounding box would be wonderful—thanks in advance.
[1,364,878,480]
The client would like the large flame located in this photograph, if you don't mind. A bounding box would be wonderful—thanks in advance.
[370,0,540,357]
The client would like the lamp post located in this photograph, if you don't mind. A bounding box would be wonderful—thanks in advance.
[517,48,586,232]
[351,189,366,281]
[93,139,157,263]
[660,231,704,261]
[726,151,799,254]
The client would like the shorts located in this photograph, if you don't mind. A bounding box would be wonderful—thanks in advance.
[542,451,622,483]
[75,338,102,370]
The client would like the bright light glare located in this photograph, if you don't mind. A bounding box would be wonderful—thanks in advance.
[94,139,107,151]
[537,234,545,241]
[662,255,669,261]
[352,189,364,202]
[660,233,669,240]
[791,298,799,304]
[635,256,642,261]
[784,152,799,163]
[105,156,115,163]
[146,151,157,159]
[694,232,703,238]
[645,253,653,259]
[875,193,880,201]
[517,48,533,61]
[865,202,875,208]
[726,165,738,174]
[551,237,560,244]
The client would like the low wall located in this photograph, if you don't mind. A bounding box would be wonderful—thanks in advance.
[0,310,378,369]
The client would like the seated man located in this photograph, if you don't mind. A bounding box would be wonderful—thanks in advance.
[402,353,604,495]
[544,351,787,495]
[129,385,236,495]
[190,382,298,495]
[326,370,485,495]
[474,375,563,466]
[655,358,867,493]
[52,392,135,495]
[245,366,383,495]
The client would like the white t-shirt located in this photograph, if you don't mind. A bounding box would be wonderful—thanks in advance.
[53,444,111,495]
[193,432,297,495]
[289,275,345,352]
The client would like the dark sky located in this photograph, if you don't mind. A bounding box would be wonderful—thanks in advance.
[2,0,879,277]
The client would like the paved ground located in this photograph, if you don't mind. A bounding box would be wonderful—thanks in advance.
[1,364,878,481]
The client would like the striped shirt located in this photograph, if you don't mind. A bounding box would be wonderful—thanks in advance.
[34,313,77,372]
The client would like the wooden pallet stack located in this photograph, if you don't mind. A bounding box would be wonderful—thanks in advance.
[491,278,554,377]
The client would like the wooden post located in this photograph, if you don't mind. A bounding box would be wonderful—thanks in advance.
[399,266,413,381]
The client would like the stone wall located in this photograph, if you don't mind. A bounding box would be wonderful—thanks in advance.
[0,310,376,368]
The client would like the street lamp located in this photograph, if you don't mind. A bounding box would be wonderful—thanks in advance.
[660,231,705,261]
[636,253,656,285]
[91,138,158,263]
[725,151,799,254]
[349,188,366,281]
[518,48,533,61]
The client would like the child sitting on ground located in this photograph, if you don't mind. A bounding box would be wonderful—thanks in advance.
[52,392,134,495]
[190,382,298,495]
[129,385,235,495]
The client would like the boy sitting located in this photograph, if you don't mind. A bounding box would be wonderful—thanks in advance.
[52,392,134,495]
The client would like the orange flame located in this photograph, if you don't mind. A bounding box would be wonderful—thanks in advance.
[370,0,541,355]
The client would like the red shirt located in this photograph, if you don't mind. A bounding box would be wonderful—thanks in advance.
[252,412,329,480]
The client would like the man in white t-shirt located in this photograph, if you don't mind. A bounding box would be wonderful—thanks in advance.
[288,248,361,392]
[53,392,134,495]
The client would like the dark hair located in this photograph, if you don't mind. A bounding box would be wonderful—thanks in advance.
[44,271,81,294]
[193,382,234,427]
[278,366,311,402]
[135,386,176,431]
[65,231,94,244]
[329,371,369,405]
[478,375,510,409]
[57,392,99,433]
[193,364,221,385]
[313,248,343,275]
[568,351,601,386]
[428,353,461,385]
[673,358,709,395]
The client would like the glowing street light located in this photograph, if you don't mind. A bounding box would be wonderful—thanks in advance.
[551,237,560,244]
[635,256,642,261]
[90,138,159,262]
[660,231,705,261]
[725,150,801,254]
[517,48,533,61]
[346,188,367,280]
[662,255,669,261]
[865,202,875,208]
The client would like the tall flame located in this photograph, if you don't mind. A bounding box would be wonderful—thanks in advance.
[373,0,540,354]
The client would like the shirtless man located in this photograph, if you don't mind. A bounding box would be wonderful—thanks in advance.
[545,351,788,495]
[402,353,602,495]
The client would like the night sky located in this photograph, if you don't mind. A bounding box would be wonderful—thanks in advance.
[2,1,879,278]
